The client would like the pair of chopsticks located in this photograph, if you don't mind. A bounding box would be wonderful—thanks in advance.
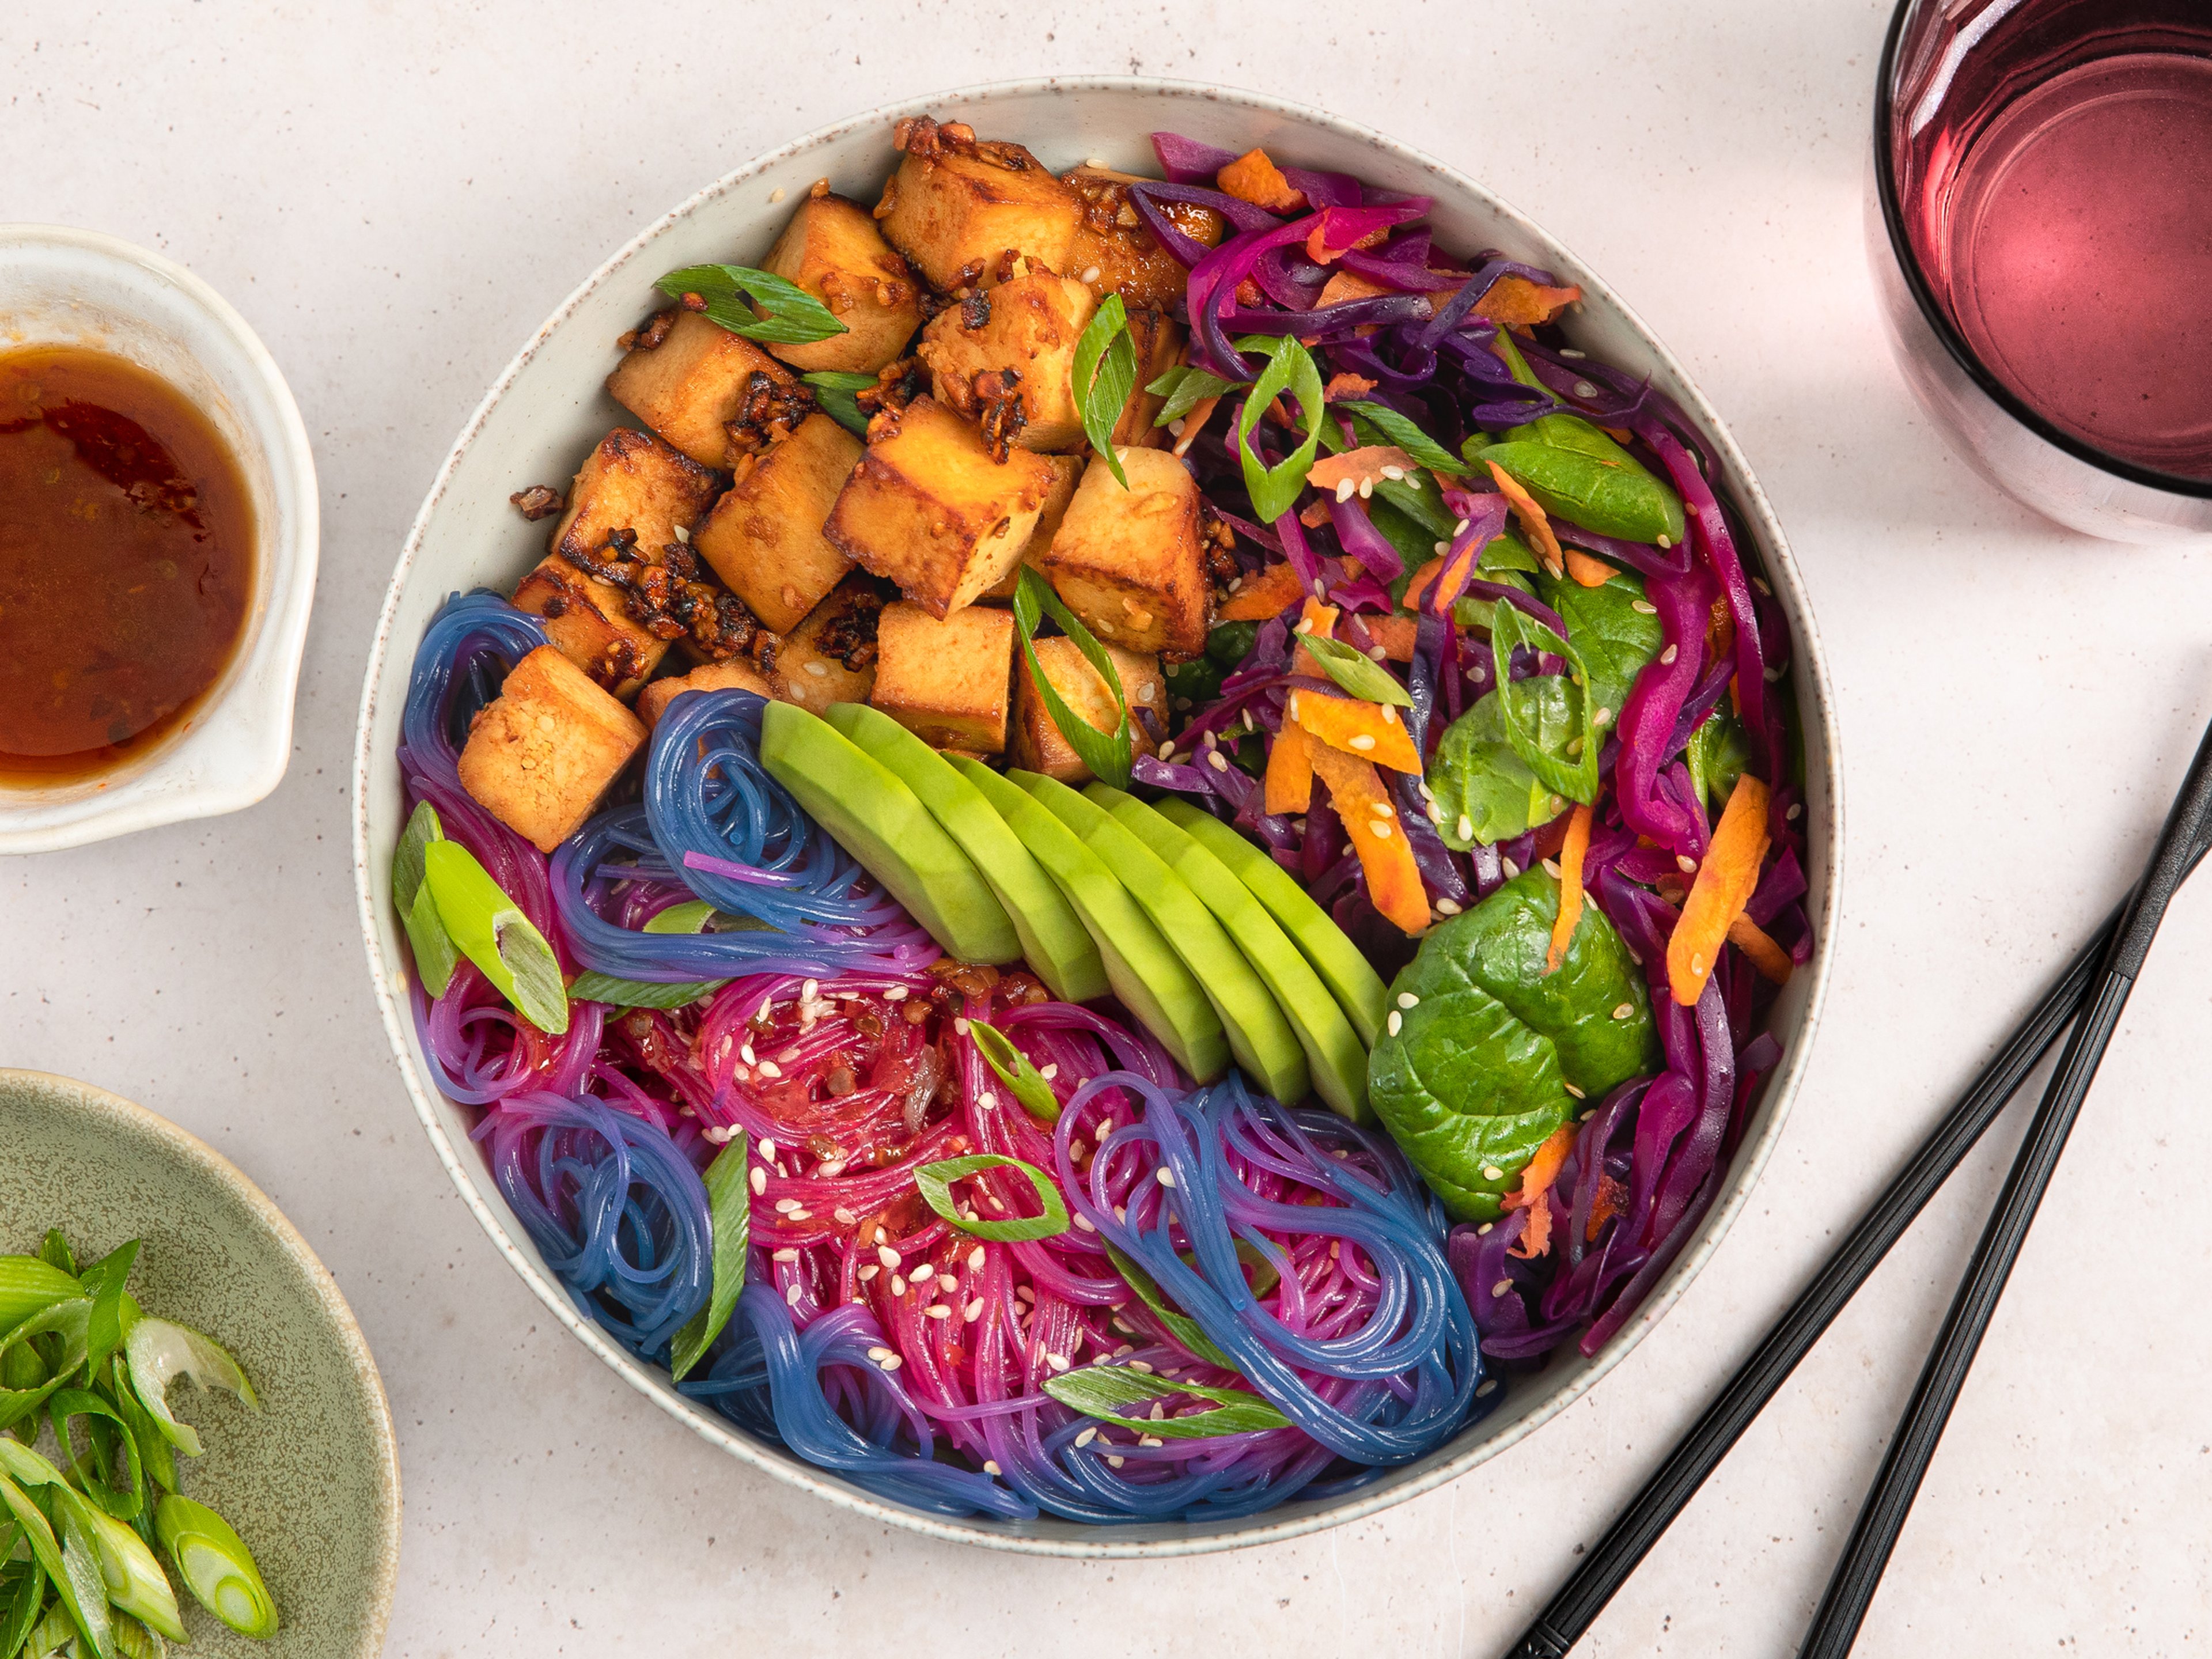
[1505,706,2212,1659]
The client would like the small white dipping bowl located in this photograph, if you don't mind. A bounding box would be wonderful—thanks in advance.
[0,226,319,853]
[353,78,1843,1557]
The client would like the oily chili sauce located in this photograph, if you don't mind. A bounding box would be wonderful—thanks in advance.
[0,346,253,783]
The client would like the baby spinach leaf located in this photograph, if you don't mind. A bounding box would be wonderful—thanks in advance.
[1535,569,1664,727]
[1490,603,1600,806]
[1367,870,1659,1221]
[1429,685,1571,849]
[1687,710,1751,813]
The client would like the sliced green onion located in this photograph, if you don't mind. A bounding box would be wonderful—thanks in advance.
[1042,1363,1291,1439]
[78,1238,139,1382]
[1101,1243,1230,1369]
[1148,363,1236,427]
[102,1354,177,1497]
[110,1611,172,1659]
[154,1496,277,1639]
[124,1318,257,1460]
[81,1502,184,1642]
[0,1445,109,1659]
[421,839,569,1035]
[0,1255,83,1331]
[1070,292,1138,487]
[1233,334,1325,525]
[656,263,848,347]
[967,1021,1060,1125]
[0,1565,44,1659]
[914,1155,1069,1243]
[1011,567,1132,791]
[48,1387,143,1522]
[392,801,460,998]
[37,1229,78,1277]
[1339,400,1470,476]
[802,369,877,437]
[1294,632,1415,708]
[0,1298,91,1434]
[570,900,733,1008]
[669,1134,751,1382]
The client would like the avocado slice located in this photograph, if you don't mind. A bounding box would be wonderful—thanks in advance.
[1087,785,1372,1123]
[1014,772,1310,1107]
[757,702,1020,964]
[950,757,1228,1080]
[821,702,1107,1003]
[1154,798,1391,1048]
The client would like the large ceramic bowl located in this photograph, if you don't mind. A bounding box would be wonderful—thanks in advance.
[0,1071,400,1653]
[351,78,1842,1557]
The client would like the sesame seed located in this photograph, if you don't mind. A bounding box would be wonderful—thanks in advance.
[1369,645,1388,660]
[1558,348,1586,359]
[1168,418,1187,437]
[772,1247,799,1262]
[805,660,829,677]
[926,1304,952,1320]
[1677,854,1698,873]
[1370,800,1393,818]
[1127,1361,1154,1374]
[967,1247,986,1271]
[1435,897,1462,915]
[757,1134,776,1158]
[1349,733,1376,751]
[789,1208,812,1221]
[868,1345,892,1362]
[1632,599,1657,614]
[1373,821,1393,839]
[784,1282,804,1305]
[1080,265,1101,284]
[859,1265,878,1282]
[1613,1003,1635,1020]
[1787,802,1803,821]
[1381,465,1405,480]
[1476,1378,1499,1396]
[1483,1165,1506,1181]
[1565,1083,1585,1100]
[1075,1426,1099,1448]
[1313,579,1327,599]
[911,1264,935,1286]
[1573,380,1598,399]
[1073,1213,1096,1232]
[978,1091,997,1110]
[890,1275,907,1296]
[965,1298,984,1321]
[1139,1435,1164,1448]
[1542,858,1562,877]
[1040,1063,1058,1081]
[884,984,907,1001]
[1491,1279,1514,1298]
[1381,705,1399,725]
[769,186,787,203]
[1387,1010,1403,1037]
[1047,1353,1071,1371]
[756,1059,783,1079]
[1502,858,1521,879]
[817,1160,846,1178]
[880,1354,903,1370]
[1476,1222,1494,1236]
[1457,814,1474,840]
[877,1244,900,1269]
[955,1017,971,1036]
[1434,540,1451,556]
[1157,742,1175,761]
[873,1228,888,1244]
[1398,992,1420,1009]
[1107,1455,1126,1468]
[1157,1168,1176,1188]
[749,1166,767,1196]
[1207,751,1228,772]
[1335,478,1356,503]
[1659,645,1678,665]
[1594,706,1613,727]
[1753,577,1772,596]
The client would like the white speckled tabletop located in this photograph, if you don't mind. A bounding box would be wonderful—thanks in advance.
[6,2,2210,1653]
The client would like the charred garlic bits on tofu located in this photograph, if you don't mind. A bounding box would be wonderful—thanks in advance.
[770,571,889,714]
[1036,447,1210,655]
[873,116,1082,291]
[1011,637,1166,784]
[757,190,922,375]
[692,411,861,632]
[919,272,1099,453]
[1062,164,1225,308]
[457,645,646,853]
[823,397,1059,617]
[869,600,1017,753]
[605,310,803,469]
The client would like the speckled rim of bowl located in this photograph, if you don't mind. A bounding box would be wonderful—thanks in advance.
[351,75,1843,1558]
[0,227,321,854]
[0,1069,402,1640]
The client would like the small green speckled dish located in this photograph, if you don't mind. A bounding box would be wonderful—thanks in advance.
[0,1070,400,1656]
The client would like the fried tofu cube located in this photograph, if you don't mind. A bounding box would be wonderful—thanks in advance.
[512,554,669,700]
[1062,166,1226,309]
[1108,310,1184,450]
[918,274,1094,453]
[1009,636,1168,783]
[823,397,1058,618]
[549,427,721,567]
[770,574,887,714]
[870,601,1015,752]
[690,413,861,633]
[983,454,1084,600]
[1037,448,1209,654]
[758,194,923,375]
[457,646,646,853]
[637,659,775,730]
[875,119,1081,291]
[605,312,799,469]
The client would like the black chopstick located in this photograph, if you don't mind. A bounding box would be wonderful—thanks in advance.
[1504,722,2212,1659]
[1794,710,2212,1657]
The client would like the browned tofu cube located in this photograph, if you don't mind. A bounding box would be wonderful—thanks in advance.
[874,119,1081,291]
[758,194,923,375]
[982,454,1084,601]
[604,313,800,469]
[550,427,721,567]
[870,601,1015,752]
[918,274,1096,453]
[457,646,646,853]
[1037,448,1208,654]
[1062,166,1226,309]
[637,659,776,730]
[512,554,669,700]
[823,398,1058,618]
[770,574,886,714]
[1009,637,1168,783]
[1109,310,1184,450]
[690,413,861,633]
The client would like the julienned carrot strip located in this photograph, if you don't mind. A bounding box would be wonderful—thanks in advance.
[1728,913,1794,986]
[1217,560,1306,621]
[1217,148,1306,213]
[1546,802,1593,973]
[1363,614,1418,662]
[1485,460,1566,577]
[1263,717,1314,816]
[1563,547,1616,588]
[1666,774,1772,1006]
[1290,597,1338,680]
[1172,395,1220,460]
[1400,555,1444,611]
[1290,688,1423,774]
[1308,744,1429,935]
[1504,1123,1578,1258]
[1472,274,1584,328]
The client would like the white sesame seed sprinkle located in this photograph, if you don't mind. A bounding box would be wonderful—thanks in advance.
[1543,857,1562,877]
[968,1247,986,1271]
[884,984,907,1001]
[859,1265,878,1282]
[1075,1426,1099,1448]
[1677,854,1698,873]
[867,1345,892,1362]
[877,1245,901,1270]
[1787,802,1803,820]
[1613,1003,1635,1020]
[1387,1010,1403,1037]
[1565,1082,1585,1100]
[1047,1353,1071,1371]
[756,1059,783,1079]
[1659,645,1678,665]
[910,1264,935,1287]
[1349,733,1376,751]
[890,1275,907,1296]
[1457,814,1475,840]
[1372,821,1393,839]
[1492,1279,1515,1298]
[1139,1435,1164,1448]
[1127,1361,1154,1374]
[749,1166,767,1196]
[769,187,787,203]
[1482,1165,1505,1181]
[1502,857,1521,879]
[1631,599,1657,614]
[1207,750,1229,772]
[1157,1168,1176,1188]
[1080,265,1101,284]
[1435,897,1461,915]
[1397,992,1419,1009]
[965,1298,985,1321]
[926,1304,952,1320]
[1476,1378,1499,1396]
[1573,380,1599,399]
[1476,1222,1494,1236]
[772,1247,798,1262]
[1073,1213,1096,1232]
